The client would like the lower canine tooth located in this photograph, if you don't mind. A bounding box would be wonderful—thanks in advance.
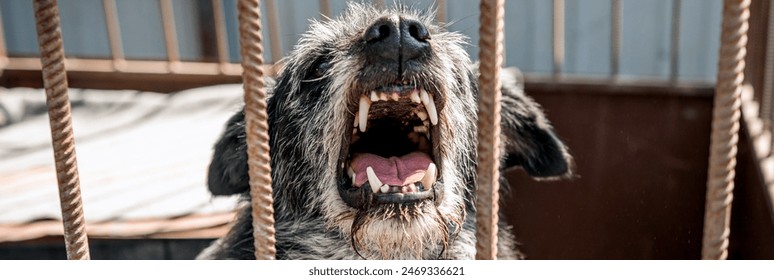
[370,91,378,102]
[366,166,382,193]
[380,184,390,193]
[421,163,437,189]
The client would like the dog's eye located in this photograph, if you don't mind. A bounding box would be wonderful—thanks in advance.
[312,61,331,79]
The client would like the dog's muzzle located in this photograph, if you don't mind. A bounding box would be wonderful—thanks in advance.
[338,16,441,209]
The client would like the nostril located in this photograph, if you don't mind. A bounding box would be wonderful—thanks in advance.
[364,23,392,43]
[407,22,430,42]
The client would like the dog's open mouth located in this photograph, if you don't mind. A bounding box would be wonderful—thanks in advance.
[338,83,440,208]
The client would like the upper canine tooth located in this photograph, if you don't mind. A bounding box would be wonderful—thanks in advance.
[359,95,370,132]
[421,163,437,189]
[419,89,430,105]
[366,166,382,193]
[410,90,421,103]
[370,91,378,102]
[425,93,438,125]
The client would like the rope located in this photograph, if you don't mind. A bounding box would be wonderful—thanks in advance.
[702,0,749,260]
[475,0,504,260]
[33,0,90,260]
[237,0,277,260]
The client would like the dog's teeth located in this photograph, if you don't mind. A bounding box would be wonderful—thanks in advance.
[401,186,409,193]
[421,163,437,189]
[359,95,370,132]
[425,93,438,126]
[391,92,400,101]
[419,88,430,105]
[379,93,389,101]
[416,110,428,121]
[410,90,421,103]
[370,91,378,102]
[367,166,382,193]
[413,126,427,133]
[380,184,390,193]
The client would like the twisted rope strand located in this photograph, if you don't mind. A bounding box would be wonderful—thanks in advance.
[33,0,90,260]
[475,0,504,260]
[237,0,276,260]
[702,0,749,260]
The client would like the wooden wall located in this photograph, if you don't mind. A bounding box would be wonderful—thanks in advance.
[503,82,774,259]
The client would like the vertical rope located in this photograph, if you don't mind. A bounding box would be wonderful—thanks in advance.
[702,0,749,260]
[475,0,504,260]
[237,0,276,260]
[33,0,90,260]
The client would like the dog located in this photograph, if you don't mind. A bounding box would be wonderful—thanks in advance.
[198,3,572,260]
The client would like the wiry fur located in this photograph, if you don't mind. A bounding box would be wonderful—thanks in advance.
[199,3,572,260]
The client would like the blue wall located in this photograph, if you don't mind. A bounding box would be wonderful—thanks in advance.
[0,0,722,82]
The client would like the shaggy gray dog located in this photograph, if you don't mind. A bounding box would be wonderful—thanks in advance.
[199,3,572,260]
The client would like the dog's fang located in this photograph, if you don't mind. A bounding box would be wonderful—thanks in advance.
[380,184,390,193]
[425,93,438,125]
[370,91,378,102]
[419,88,430,106]
[348,166,356,182]
[416,110,428,121]
[366,166,382,193]
[359,95,370,132]
[421,163,437,189]
[410,89,421,103]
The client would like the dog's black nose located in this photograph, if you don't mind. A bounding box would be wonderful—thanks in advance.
[363,17,430,71]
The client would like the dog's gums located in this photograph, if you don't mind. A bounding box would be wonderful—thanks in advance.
[199,3,572,260]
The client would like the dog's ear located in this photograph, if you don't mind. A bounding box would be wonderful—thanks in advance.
[207,110,251,195]
[496,67,573,179]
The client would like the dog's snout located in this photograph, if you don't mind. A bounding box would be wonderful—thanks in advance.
[400,18,430,60]
[363,16,429,73]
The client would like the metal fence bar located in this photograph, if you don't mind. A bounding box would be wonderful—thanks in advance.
[702,0,750,260]
[611,0,621,78]
[237,0,277,260]
[102,0,125,71]
[552,0,564,77]
[475,0,504,260]
[33,0,90,260]
[320,0,331,18]
[159,0,180,72]
[0,7,7,68]
[436,0,447,23]
[213,0,230,73]
[761,0,774,126]
[670,0,682,83]
[265,0,282,63]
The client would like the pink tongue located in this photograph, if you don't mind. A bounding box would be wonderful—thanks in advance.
[350,152,433,187]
